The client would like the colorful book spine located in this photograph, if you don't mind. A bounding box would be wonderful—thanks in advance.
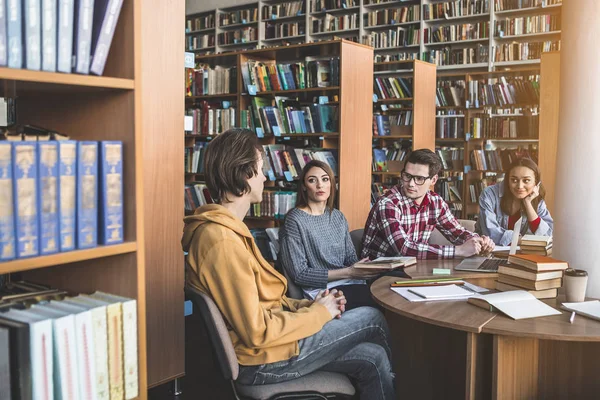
[38,142,60,255]
[7,0,23,68]
[99,141,123,245]
[58,141,77,251]
[12,141,39,258]
[90,0,124,75]
[76,141,98,249]
[57,0,75,73]
[24,0,42,70]
[0,143,15,261]
[41,0,58,72]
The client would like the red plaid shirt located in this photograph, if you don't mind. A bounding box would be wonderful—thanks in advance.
[361,186,478,259]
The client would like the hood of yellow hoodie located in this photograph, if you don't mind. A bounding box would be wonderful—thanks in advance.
[181,204,252,253]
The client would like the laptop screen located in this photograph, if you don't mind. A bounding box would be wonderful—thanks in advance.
[509,217,522,255]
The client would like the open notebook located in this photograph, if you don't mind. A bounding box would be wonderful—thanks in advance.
[468,290,561,320]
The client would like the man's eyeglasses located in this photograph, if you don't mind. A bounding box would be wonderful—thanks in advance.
[400,171,431,186]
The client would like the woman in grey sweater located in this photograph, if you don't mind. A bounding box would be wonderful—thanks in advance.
[280,160,384,310]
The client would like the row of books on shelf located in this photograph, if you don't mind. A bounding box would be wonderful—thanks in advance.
[0,0,123,75]
[424,45,489,67]
[220,9,258,26]
[245,97,338,135]
[364,6,420,27]
[372,113,412,137]
[493,40,560,62]
[468,76,540,108]
[263,145,338,180]
[263,1,305,19]
[435,178,463,203]
[242,57,340,93]
[470,113,539,139]
[436,112,465,139]
[185,142,208,174]
[374,77,413,100]
[436,80,466,107]
[247,191,297,219]
[495,0,561,12]
[185,182,213,212]
[0,285,138,400]
[497,251,566,299]
[186,65,238,96]
[362,27,420,49]
[265,22,305,39]
[372,145,410,171]
[423,0,490,20]
[186,103,237,136]
[470,146,537,171]
[424,22,489,44]
[186,14,215,32]
[468,173,500,202]
[312,0,356,12]
[187,33,216,51]
[374,52,419,62]
[219,28,258,45]
[0,140,123,262]
[437,147,464,170]
[312,14,358,33]
[495,14,560,37]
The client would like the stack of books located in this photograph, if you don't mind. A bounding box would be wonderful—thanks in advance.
[495,254,568,299]
[520,235,552,256]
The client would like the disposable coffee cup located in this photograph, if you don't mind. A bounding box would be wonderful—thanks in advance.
[564,269,588,302]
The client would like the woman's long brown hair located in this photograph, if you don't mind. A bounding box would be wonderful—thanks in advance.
[500,157,546,216]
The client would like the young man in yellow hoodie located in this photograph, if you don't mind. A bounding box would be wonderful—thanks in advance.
[182,128,395,399]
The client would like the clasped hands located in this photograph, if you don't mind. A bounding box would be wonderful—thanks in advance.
[315,288,346,319]
[456,235,495,258]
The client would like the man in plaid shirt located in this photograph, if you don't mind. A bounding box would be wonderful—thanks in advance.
[362,149,495,259]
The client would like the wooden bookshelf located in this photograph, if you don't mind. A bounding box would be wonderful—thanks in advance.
[186,0,561,71]
[0,0,151,397]
[371,60,436,197]
[538,51,560,213]
[188,40,373,230]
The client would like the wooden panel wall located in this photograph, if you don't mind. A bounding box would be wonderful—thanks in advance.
[140,0,186,387]
[412,61,436,151]
[339,42,373,231]
[539,51,561,214]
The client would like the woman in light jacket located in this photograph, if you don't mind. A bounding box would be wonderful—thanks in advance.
[476,157,553,246]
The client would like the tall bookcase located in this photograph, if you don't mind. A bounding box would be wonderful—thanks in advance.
[0,0,149,397]
[186,40,373,230]
[371,60,436,195]
[186,0,562,71]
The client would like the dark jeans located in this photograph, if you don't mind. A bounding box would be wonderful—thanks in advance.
[237,307,395,400]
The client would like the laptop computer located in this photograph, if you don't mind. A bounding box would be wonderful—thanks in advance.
[454,217,522,273]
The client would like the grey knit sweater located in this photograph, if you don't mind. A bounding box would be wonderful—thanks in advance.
[280,208,360,295]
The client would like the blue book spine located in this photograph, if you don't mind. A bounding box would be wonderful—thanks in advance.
[73,0,94,74]
[0,143,15,261]
[24,0,42,70]
[57,140,76,251]
[90,0,123,76]
[41,0,57,71]
[57,0,74,73]
[0,0,7,66]
[98,141,123,245]
[12,141,38,258]
[76,141,97,249]
[7,0,23,68]
[37,142,59,255]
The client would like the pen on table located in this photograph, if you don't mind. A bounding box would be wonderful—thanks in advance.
[570,311,576,324]
[391,281,464,288]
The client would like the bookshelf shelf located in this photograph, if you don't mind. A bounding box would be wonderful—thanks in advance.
[261,14,305,23]
[364,21,420,30]
[263,35,306,42]
[310,6,360,15]
[425,38,489,47]
[424,13,490,24]
[495,31,561,40]
[275,133,340,138]
[373,135,412,139]
[0,242,138,274]
[376,97,413,103]
[374,44,420,51]
[363,0,420,10]
[0,68,135,91]
[186,27,215,35]
[437,63,489,71]
[242,86,340,96]
[436,138,465,143]
[219,40,259,48]
[187,47,216,52]
[186,93,238,100]
[311,28,360,36]
[218,21,259,30]
[494,4,561,16]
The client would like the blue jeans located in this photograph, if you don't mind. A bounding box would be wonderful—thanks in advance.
[237,307,395,400]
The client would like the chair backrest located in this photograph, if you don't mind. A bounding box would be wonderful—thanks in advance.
[349,229,364,258]
[429,219,477,246]
[185,285,239,380]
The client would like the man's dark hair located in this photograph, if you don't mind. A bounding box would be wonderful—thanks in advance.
[405,149,442,177]
[203,128,263,204]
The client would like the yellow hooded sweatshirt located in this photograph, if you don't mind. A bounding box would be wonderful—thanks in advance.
[182,204,332,366]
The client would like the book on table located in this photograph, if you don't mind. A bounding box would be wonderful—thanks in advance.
[497,265,563,281]
[507,254,568,272]
[468,290,561,320]
[495,281,558,299]
[354,256,417,269]
[520,235,552,247]
[497,275,562,291]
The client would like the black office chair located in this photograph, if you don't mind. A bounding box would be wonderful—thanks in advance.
[349,229,364,258]
[185,285,356,400]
